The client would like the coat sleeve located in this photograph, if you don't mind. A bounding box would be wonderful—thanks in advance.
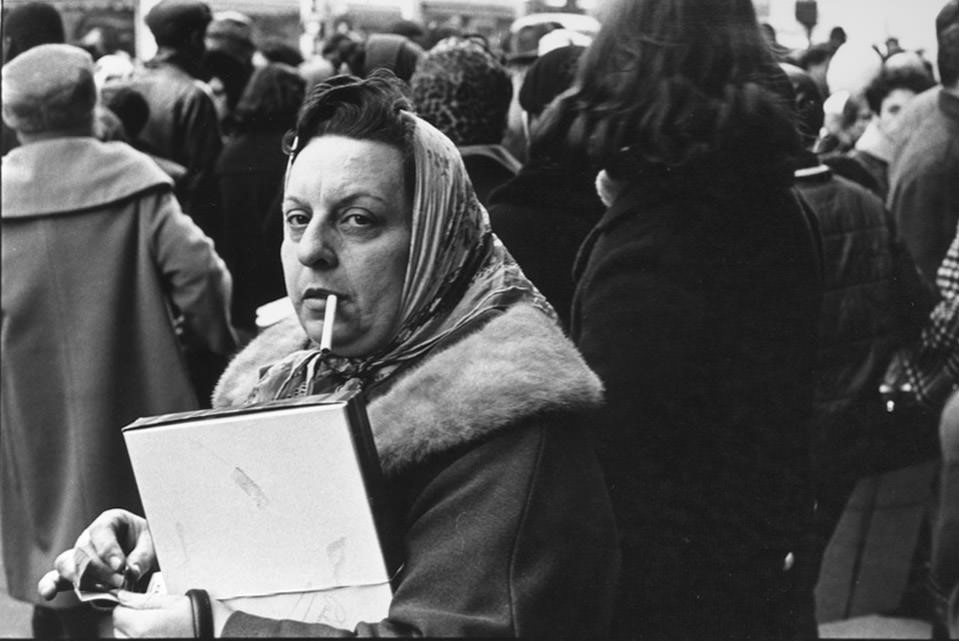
[144,189,236,356]
[176,86,224,242]
[221,420,619,638]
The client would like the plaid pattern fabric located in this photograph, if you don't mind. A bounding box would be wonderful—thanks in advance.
[903,224,959,407]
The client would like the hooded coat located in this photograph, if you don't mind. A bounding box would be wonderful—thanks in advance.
[1,138,234,607]
[210,304,620,637]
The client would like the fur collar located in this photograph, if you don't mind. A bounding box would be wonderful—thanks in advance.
[212,305,604,475]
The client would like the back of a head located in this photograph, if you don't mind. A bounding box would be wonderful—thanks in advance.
[780,62,824,147]
[363,33,424,83]
[1,2,65,64]
[288,72,415,195]
[259,39,305,68]
[145,0,212,49]
[2,43,96,137]
[205,11,255,66]
[232,63,305,133]
[520,45,585,118]
[550,0,799,183]
[410,37,512,146]
[937,0,959,87]
[102,85,151,140]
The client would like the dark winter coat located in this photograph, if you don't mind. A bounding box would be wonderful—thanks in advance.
[215,131,288,331]
[487,160,605,330]
[129,51,223,242]
[211,304,620,637]
[795,162,931,480]
[572,172,822,637]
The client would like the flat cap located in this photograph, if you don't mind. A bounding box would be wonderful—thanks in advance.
[146,0,212,46]
[2,43,96,134]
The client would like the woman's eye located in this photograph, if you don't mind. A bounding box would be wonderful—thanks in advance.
[341,210,375,227]
[284,211,310,227]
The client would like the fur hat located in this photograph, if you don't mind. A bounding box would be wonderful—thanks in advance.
[2,44,97,134]
[145,0,212,47]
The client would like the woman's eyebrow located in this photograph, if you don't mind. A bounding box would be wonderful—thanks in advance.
[331,192,390,208]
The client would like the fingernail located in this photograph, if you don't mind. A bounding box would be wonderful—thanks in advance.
[128,563,141,580]
[109,556,124,572]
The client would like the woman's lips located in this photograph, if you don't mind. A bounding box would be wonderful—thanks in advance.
[300,288,344,312]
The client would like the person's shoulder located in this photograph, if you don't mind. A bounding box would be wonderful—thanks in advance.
[369,304,603,475]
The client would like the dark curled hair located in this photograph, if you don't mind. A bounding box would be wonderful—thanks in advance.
[536,0,801,188]
[864,67,936,114]
[283,70,416,198]
[231,63,305,134]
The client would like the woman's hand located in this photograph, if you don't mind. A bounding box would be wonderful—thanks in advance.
[113,592,194,638]
[113,590,234,638]
[37,508,157,599]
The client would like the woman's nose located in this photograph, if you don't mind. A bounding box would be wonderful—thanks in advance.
[297,222,338,268]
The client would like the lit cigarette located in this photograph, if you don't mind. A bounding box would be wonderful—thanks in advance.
[320,294,337,353]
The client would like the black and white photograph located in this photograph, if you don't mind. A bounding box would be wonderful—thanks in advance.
[1,0,957,637]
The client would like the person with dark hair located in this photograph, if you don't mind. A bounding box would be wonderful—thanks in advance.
[389,19,426,49]
[38,72,619,638]
[0,0,64,64]
[827,66,937,198]
[127,0,223,249]
[538,0,824,638]
[216,63,306,339]
[1,1,65,155]
[2,43,234,639]
[411,37,518,205]
[887,0,959,289]
[487,45,603,330]
[782,62,935,626]
[257,38,304,68]
[101,84,188,184]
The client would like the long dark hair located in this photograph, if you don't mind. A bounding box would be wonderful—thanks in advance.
[537,0,800,189]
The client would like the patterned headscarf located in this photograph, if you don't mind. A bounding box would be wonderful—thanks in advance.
[251,113,552,402]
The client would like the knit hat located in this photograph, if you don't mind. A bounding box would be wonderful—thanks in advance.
[1,2,65,64]
[145,0,212,47]
[518,45,584,117]
[410,37,512,146]
[2,44,97,134]
[205,11,255,65]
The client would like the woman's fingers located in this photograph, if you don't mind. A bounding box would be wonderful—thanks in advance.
[37,570,71,600]
[125,528,157,582]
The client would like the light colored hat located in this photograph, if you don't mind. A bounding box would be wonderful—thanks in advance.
[2,43,96,134]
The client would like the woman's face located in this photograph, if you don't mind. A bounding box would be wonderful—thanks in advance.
[282,135,412,357]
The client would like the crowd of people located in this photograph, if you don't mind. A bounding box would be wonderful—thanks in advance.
[1,0,957,638]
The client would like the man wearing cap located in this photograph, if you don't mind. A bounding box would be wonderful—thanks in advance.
[1,43,235,638]
[129,0,223,244]
[887,0,959,289]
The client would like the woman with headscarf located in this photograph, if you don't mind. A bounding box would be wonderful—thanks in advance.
[38,72,619,638]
